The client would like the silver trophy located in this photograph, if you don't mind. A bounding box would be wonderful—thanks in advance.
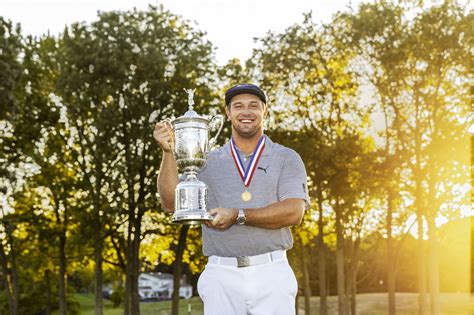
[171,89,224,224]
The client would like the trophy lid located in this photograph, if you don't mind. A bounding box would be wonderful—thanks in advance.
[173,88,210,125]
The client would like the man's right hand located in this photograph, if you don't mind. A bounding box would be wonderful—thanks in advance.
[153,119,175,153]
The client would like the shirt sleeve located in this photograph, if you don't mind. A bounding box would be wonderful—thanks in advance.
[277,149,311,210]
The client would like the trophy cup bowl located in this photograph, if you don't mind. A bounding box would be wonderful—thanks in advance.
[174,118,208,173]
[170,89,223,224]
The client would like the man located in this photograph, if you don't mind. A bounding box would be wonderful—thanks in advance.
[154,83,310,315]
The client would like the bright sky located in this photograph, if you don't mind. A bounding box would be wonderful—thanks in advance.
[0,0,364,65]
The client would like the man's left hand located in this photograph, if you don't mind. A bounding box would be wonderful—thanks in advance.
[205,208,238,230]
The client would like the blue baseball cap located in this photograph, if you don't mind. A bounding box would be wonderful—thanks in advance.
[225,83,267,106]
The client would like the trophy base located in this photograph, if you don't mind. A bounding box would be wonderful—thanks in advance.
[171,210,214,225]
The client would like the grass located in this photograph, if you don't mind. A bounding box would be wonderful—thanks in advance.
[63,292,473,315]
[58,294,204,315]
[296,292,474,315]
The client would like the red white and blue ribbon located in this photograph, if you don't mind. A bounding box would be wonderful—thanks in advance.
[230,135,266,188]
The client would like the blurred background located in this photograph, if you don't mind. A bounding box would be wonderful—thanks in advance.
[0,0,471,314]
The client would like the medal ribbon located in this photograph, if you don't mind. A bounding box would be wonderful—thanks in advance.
[230,135,266,187]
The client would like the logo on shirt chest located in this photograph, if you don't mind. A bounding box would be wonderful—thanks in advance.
[257,166,270,174]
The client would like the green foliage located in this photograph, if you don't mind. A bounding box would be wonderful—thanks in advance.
[248,0,470,304]
[1,5,218,314]
[0,17,22,121]
[0,17,23,188]
[110,285,123,308]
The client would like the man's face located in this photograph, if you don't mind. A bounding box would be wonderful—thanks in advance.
[225,93,267,139]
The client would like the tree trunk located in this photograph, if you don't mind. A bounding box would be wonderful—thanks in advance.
[351,237,361,315]
[387,191,396,315]
[6,227,19,315]
[415,174,428,315]
[351,267,357,315]
[125,230,132,315]
[335,201,347,315]
[94,239,104,315]
[124,258,130,315]
[124,216,133,315]
[316,180,328,315]
[414,95,427,315]
[59,229,67,315]
[415,174,427,315]
[0,241,15,315]
[345,240,352,315]
[427,75,443,315]
[425,174,441,315]
[45,269,52,315]
[427,214,441,314]
[172,225,189,315]
[55,199,68,315]
[415,182,427,315]
[93,166,104,315]
[345,238,358,315]
[347,255,357,315]
[129,216,142,315]
[93,202,103,315]
[327,265,331,297]
[299,238,311,315]
[124,124,149,315]
[124,189,146,314]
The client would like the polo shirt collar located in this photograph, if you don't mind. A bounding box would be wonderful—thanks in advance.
[222,134,273,157]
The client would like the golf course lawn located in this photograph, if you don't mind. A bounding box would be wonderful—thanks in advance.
[60,292,473,315]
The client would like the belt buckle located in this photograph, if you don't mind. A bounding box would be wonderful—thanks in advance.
[236,256,250,268]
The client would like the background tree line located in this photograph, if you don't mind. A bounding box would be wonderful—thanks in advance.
[0,1,471,315]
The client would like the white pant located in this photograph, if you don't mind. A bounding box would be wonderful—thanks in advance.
[197,252,298,315]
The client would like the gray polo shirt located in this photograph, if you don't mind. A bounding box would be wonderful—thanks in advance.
[197,135,310,257]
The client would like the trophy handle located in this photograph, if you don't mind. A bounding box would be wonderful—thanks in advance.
[208,114,224,150]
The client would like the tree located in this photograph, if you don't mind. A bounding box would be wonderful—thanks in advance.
[0,17,64,314]
[404,4,470,313]
[346,3,409,313]
[0,17,23,315]
[55,5,217,314]
[348,2,471,314]
[250,11,380,315]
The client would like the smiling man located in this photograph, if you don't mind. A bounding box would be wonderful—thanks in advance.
[154,83,310,315]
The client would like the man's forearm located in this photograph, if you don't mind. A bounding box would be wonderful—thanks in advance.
[244,198,305,229]
[157,152,179,213]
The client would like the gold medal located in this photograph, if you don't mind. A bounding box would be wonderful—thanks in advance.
[230,136,265,203]
[241,190,252,202]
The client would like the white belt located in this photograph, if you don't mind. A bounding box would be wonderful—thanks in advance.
[208,250,287,268]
